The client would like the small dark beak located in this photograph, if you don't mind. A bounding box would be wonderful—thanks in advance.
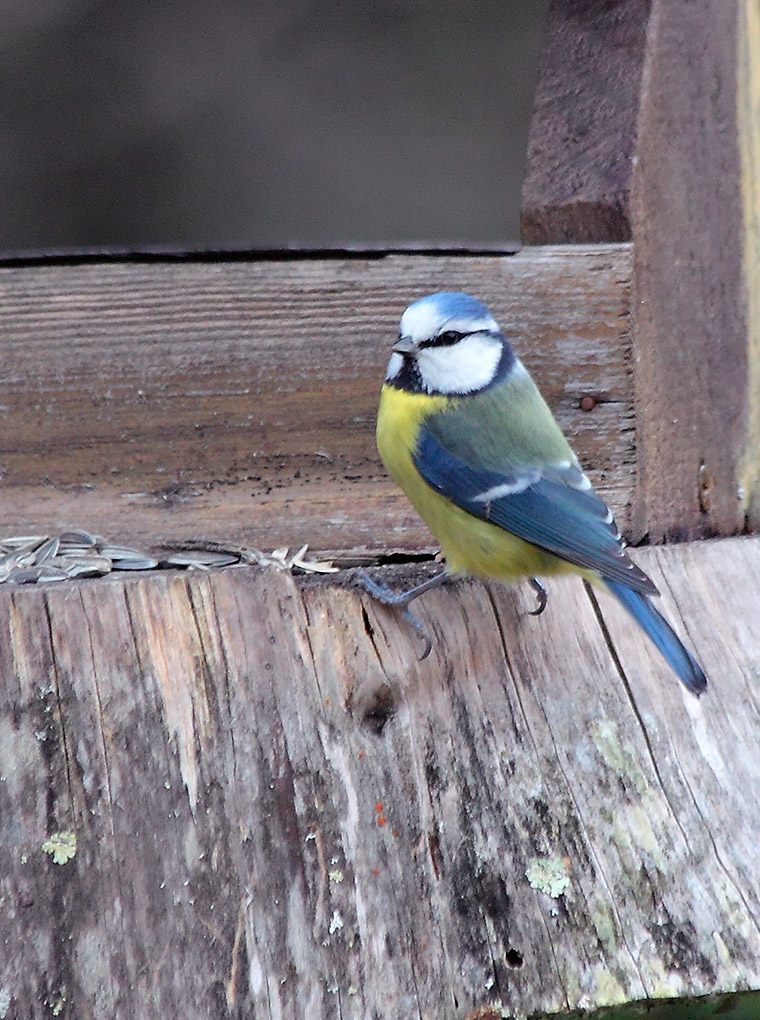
[392,335,416,356]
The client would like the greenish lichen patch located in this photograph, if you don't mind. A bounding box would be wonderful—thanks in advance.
[590,903,622,955]
[591,718,648,795]
[590,966,628,1007]
[41,831,77,865]
[525,856,570,898]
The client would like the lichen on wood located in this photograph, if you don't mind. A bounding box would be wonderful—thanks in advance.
[1,536,759,1018]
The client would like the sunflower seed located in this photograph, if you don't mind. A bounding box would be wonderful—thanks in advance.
[59,530,98,548]
[6,564,69,584]
[58,545,99,558]
[34,537,60,563]
[0,535,48,551]
[0,549,37,570]
[37,569,71,583]
[101,546,159,569]
[164,551,240,568]
[108,555,160,571]
[100,545,148,560]
[59,556,113,579]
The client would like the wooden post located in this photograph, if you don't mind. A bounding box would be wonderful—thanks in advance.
[523,0,760,542]
[738,0,760,531]
[521,0,650,245]
[631,0,750,540]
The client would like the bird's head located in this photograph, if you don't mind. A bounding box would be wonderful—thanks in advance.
[386,292,515,395]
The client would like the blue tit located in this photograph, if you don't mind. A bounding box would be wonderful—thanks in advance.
[362,291,707,696]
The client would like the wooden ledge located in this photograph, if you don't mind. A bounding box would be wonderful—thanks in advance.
[2,533,759,1016]
[0,245,634,556]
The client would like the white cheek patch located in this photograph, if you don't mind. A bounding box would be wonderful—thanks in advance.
[385,352,404,381]
[415,334,503,394]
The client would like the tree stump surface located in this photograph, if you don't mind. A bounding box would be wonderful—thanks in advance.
[2,534,759,1019]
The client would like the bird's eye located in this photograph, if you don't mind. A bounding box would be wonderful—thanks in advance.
[436,330,462,346]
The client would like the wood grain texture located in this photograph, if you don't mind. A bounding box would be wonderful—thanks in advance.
[738,0,760,528]
[1,534,759,1018]
[630,0,748,541]
[0,246,635,556]
[521,0,651,244]
[520,0,756,544]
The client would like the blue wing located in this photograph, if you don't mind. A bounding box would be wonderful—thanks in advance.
[413,427,658,596]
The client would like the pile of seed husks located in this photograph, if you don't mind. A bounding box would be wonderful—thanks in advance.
[0,531,337,585]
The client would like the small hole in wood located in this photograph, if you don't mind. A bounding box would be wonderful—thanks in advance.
[505,947,523,968]
[360,684,396,735]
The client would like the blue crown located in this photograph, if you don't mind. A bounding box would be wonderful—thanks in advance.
[408,291,494,323]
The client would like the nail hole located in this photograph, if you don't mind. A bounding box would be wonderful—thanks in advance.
[505,947,523,968]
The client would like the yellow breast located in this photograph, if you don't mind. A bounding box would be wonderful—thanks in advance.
[376,384,569,582]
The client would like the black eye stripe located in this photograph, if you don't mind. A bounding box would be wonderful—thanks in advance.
[420,329,464,348]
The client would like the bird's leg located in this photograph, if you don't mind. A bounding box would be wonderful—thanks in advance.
[354,568,449,659]
[527,577,548,616]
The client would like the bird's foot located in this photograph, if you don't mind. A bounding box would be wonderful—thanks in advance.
[355,570,408,606]
[528,577,548,616]
[354,568,448,660]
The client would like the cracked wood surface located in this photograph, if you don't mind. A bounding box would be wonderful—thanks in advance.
[1,534,759,1019]
[0,245,635,556]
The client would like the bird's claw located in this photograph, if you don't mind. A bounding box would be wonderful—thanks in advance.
[355,569,435,659]
[400,606,433,660]
[528,577,548,616]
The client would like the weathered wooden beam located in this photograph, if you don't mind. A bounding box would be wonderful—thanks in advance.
[521,0,651,244]
[737,0,760,531]
[521,0,760,542]
[630,0,751,541]
[1,535,759,1018]
[0,245,634,557]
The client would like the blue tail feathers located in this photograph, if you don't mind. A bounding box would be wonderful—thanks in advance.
[605,580,707,696]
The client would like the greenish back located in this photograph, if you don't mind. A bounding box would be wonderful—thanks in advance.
[423,368,575,471]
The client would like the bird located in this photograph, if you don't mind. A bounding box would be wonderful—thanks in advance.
[359,291,707,696]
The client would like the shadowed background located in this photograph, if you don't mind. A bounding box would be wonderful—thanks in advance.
[1,0,548,253]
